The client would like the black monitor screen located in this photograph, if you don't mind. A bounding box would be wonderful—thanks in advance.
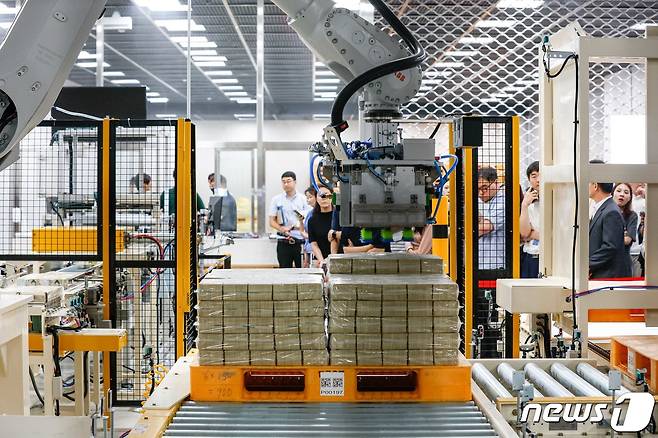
[52,86,147,120]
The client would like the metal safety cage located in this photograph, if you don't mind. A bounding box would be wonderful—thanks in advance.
[106,119,197,405]
[452,117,520,360]
[0,120,103,261]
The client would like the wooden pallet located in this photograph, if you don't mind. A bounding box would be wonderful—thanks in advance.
[611,335,658,393]
[189,354,471,403]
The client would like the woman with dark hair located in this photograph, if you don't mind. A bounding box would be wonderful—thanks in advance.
[307,185,334,267]
[302,186,317,268]
[613,182,638,269]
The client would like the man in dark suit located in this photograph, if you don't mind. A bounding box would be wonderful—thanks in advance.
[588,171,632,279]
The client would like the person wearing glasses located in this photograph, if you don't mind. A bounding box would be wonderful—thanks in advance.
[302,186,317,268]
[269,171,310,268]
[478,166,506,270]
[307,185,335,267]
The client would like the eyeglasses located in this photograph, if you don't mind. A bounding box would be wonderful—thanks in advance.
[478,180,496,193]
[318,192,332,199]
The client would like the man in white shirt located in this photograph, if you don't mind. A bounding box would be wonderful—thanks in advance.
[269,171,310,268]
[520,161,540,278]
[478,167,506,270]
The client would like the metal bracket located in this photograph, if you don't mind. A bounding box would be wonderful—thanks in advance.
[547,50,575,59]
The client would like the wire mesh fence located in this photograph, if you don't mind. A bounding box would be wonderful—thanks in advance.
[113,267,176,402]
[376,0,656,179]
[0,121,102,260]
[109,120,180,404]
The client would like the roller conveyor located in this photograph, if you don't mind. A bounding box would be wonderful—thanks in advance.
[163,402,499,437]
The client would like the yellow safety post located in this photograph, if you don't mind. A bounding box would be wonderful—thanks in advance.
[175,119,193,358]
[463,148,474,359]
[511,116,521,358]
[101,118,111,399]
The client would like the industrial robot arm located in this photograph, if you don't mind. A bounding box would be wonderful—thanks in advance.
[271,0,425,158]
[0,0,106,171]
[272,0,445,231]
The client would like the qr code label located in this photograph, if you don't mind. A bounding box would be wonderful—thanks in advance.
[320,371,344,397]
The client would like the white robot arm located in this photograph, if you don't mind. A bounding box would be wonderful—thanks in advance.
[0,0,106,171]
[272,0,422,119]
[273,0,442,231]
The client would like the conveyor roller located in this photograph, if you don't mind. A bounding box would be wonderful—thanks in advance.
[163,402,499,437]
[496,363,543,398]
[524,363,573,397]
[472,363,512,401]
[550,363,605,397]
[576,362,630,396]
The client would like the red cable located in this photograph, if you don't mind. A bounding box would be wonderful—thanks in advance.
[132,234,165,259]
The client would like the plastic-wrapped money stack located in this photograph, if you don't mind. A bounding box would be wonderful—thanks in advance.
[327,254,460,366]
[196,269,328,366]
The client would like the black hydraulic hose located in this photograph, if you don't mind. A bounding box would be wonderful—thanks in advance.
[330,0,427,130]
[29,366,45,407]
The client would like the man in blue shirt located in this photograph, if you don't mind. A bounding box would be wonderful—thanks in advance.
[268,171,310,268]
[478,167,506,270]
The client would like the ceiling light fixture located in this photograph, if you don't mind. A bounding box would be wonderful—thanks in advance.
[76,62,110,68]
[315,71,337,76]
[146,92,160,97]
[218,86,244,91]
[315,86,338,90]
[103,71,126,77]
[234,113,255,118]
[315,78,341,84]
[155,19,205,32]
[631,23,655,31]
[134,0,186,12]
[497,0,544,8]
[192,55,228,62]
[155,114,178,118]
[212,78,239,84]
[185,49,218,56]
[224,92,248,97]
[434,62,464,68]
[205,70,233,76]
[0,4,16,14]
[78,51,97,60]
[148,97,169,103]
[171,36,217,48]
[459,36,495,45]
[196,61,226,67]
[111,79,141,85]
[313,97,335,102]
[233,98,257,104]
[446,50,478,57]
[476,19,517,28]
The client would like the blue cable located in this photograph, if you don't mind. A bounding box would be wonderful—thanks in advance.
[310,154,320,192]
[363,152,386,184]
[428,154,459,224]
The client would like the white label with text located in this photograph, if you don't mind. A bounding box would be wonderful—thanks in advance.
[320,371,344,397]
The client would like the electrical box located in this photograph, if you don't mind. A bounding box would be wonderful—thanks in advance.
[453,116,483,148]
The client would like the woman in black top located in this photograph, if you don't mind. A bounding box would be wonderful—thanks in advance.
[613,183,638,266]
[307,185,334,266]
